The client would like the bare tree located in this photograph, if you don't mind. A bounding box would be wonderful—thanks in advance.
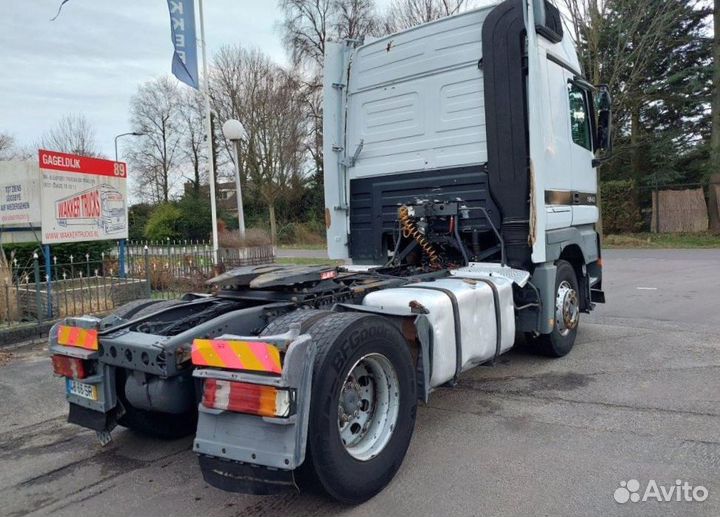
[127,77,184,204]
[211,46,308,243]
[379,0,469,33]
[334,0,378,43]
[280,0,332,68]
[278,0,377,214]
[210,44,251,187]
[279,0,377,69]
[210,45,248,126]
[300,80,324,188]
[40,113,100,157]
[178,88,207,196]
[0,132,14,160]
[250,68,307,243]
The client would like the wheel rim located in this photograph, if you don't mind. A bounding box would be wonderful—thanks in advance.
[337,353,400,461]
[555,280,579,336]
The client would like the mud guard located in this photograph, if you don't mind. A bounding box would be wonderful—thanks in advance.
[198,455,296,495]
[193,332,316,480]
[68,401,123,432]
[332,303,433,402]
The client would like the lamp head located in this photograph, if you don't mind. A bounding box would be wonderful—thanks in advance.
[222,119,247,141]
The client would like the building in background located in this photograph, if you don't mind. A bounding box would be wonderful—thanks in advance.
[183,181,239,217]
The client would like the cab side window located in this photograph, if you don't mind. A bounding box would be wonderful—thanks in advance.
[568,84,592,151]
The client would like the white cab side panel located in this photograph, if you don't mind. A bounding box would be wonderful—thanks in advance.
[345,8,492,180]
[564,67,598,226]
[543,58,573,230]
[323,42,350,259]
[531,32,598,258]
[572,203,599,226]
[527,12,547,263]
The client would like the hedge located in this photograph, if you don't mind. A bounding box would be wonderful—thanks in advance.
[601,180,643,234]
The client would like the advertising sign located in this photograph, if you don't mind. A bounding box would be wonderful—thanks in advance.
[0,161,41,227]
[0,160,42,244]
[39,150,128,244]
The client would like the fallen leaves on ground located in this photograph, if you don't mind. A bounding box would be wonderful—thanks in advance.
[0,352,13,367]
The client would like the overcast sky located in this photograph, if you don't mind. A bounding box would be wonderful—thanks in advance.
[0,0,294,160]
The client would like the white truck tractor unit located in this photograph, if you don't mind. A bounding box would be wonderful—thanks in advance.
[48,0,610,504]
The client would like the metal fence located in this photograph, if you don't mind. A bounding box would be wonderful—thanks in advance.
[0,240,275,326]
[124,240,274,299]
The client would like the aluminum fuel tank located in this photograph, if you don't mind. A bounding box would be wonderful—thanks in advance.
[362,276,515,388]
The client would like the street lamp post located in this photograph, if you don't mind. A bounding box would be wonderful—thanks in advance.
[114,131,145,162]
[113,131,143,280]
[222,119,248,239]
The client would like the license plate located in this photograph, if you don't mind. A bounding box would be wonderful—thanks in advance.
[66,379,98,400]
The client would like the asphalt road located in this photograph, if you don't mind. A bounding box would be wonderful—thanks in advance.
[1,249,719,517]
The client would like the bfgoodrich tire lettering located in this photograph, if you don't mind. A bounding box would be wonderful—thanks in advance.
[301,313,417,503]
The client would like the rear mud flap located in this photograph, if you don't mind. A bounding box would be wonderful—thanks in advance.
[68,401,123,433]
[199,455,297,495]
[590,288,605,303]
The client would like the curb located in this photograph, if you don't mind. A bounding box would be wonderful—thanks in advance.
[0,321,55,350]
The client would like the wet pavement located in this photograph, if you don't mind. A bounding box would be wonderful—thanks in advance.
[1,249,719,517]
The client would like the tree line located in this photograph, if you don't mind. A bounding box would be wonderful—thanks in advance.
[121,0,478,243]
[1,0,716,242]
[564,0,712,184]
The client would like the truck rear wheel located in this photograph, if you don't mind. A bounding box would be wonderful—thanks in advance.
[300,313,417,503]
[528,259,580,357]
[130,299,185,320]
[108,299,158,321]
[117,404,197,440]
[259,309,332,336]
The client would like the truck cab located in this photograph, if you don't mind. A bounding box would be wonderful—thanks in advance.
[323,0,608,333]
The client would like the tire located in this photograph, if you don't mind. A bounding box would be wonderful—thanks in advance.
[115,370,197,439]
[528,260,580,357]
[130,299,185,320]
[107,299,158,321]
[299,312,417,504]
[259,309,332,336]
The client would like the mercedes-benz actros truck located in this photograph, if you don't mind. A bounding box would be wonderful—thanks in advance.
[49,0,610,504]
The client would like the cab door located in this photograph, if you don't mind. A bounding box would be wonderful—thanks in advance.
[543,59,574,230]
[565,74,598,226]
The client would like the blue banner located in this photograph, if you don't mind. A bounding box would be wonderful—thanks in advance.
[167,0,199,89]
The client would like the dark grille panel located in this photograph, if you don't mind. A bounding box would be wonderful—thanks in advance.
[349,166,500,263]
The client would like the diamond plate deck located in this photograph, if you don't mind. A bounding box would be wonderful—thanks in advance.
[450,262,530,287]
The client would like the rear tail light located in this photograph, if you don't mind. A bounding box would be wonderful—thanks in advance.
[57,325,98,351]
[202,379,292,417]
[51,354,87,379]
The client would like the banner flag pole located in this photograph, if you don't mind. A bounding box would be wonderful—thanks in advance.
[197,0,219,264]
